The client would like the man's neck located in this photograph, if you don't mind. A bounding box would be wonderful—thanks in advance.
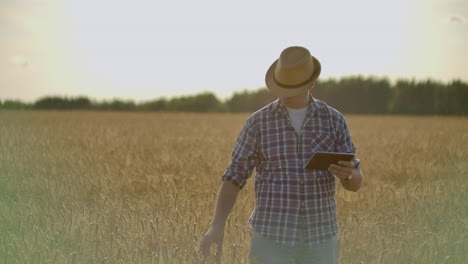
[280,92,310,109]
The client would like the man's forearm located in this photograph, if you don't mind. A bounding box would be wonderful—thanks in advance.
[341,168,363,192]
[211,181,241,229]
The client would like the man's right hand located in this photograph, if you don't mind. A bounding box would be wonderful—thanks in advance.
[200,181,240,258]
[200,226,224,258]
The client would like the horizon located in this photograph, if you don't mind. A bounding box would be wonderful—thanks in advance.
[2,75,466,104]
[2,0,468,102]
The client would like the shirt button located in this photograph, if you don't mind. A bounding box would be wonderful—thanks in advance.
[300,180,304,185]
[301,202,305,207]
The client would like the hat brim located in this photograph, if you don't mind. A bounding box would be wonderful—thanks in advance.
[265,56,321,97]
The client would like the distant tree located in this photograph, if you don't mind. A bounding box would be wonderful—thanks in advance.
[165,92,225,112]
[226,88,276,112]
[254,88,277,109]
[110,99,136,111]
[138,98,168,111]
[315,76,392,114]
[313,78,340,105]
[360,77,392,114]
[3,77,467,115]
[93,99,136,111]
[0,100,32,110]
[69,97,91,109]
[446,80,468,115]
[34,96,69,110]
[392,80,441,115]
[226,90,255,112]
[192,92,226,112]
[34,96,92,110]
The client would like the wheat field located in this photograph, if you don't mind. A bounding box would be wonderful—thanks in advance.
[0,111,467,264]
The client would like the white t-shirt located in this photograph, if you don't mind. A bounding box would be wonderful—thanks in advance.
[286,106,308,134]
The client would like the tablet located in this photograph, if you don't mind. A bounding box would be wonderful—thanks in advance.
[304,152,355,170]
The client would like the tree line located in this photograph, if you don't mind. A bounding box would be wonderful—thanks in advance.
[1,77,467,115]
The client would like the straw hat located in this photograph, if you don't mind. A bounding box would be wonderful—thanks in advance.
[265,46,321,97]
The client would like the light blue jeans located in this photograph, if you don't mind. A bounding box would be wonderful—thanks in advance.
[248,232,339,264]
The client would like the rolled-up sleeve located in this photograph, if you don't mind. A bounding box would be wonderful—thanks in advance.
[221,117,257,189]
[334,115,360,169]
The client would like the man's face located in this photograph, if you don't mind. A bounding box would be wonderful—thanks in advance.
[279,83,315,105]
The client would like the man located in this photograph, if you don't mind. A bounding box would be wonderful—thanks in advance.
[200,46,363,263]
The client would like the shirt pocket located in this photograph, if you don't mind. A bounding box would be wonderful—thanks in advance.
[303,134,336,180]
[306,133,335,154]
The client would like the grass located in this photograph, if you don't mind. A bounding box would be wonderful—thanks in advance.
[0,111,467,263]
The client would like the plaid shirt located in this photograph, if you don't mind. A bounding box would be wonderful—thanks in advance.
[221,95,359,247]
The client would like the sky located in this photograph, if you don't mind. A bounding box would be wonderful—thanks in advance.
[1,0,467,102]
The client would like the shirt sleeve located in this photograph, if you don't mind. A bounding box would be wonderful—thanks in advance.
[334,114,360,169]
[221,117,257,189]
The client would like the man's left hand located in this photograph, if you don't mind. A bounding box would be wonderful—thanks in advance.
[328,160,354,181]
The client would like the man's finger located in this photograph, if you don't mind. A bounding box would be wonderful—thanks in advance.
[200,238,211,258]
[329,165,353,180]
[338,160,354,167]
[216,240,223,255]
[329,164,350,173]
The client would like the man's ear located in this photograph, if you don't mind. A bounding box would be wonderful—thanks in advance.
[308,83,315,91]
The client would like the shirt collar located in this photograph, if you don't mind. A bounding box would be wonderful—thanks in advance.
[271,93,320,114]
